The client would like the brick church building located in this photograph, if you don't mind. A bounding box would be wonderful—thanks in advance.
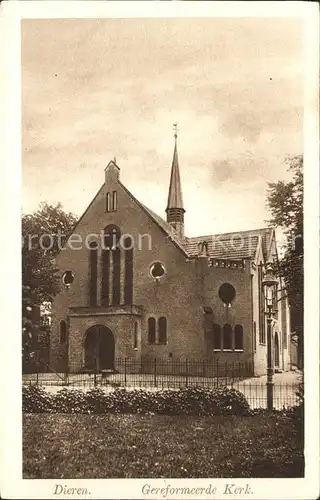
[51,134,291,376]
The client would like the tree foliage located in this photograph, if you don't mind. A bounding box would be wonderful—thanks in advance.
[22,202,78,366]
[267,155,303,367]
[22,202,78,304]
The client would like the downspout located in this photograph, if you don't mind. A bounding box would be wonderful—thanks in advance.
[250,265,255,374]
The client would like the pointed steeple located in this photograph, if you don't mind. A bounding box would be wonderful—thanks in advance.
[166,124,185,239]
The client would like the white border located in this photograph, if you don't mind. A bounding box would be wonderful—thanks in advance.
[0,2,319,499]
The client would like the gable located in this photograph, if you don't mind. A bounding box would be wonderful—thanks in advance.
[55,174,188,270]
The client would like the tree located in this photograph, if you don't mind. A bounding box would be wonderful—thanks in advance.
[22,202,78,366]
[267,155,303,368]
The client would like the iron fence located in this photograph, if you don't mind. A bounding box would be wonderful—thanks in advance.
[22,358,301,410]
[23,357,254,387]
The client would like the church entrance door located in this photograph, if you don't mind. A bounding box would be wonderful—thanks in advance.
[84,325,115,371]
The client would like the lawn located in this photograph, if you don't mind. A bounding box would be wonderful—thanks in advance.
[23,413,304,479]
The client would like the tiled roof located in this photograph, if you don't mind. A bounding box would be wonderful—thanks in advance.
[122,180,274,262]
[185,228,274,261]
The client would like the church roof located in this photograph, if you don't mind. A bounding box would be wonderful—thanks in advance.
[185,228,274,261]
[119,181,188,256]
[166,137,184,211]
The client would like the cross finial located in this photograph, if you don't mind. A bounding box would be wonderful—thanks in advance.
[173,123,178,140]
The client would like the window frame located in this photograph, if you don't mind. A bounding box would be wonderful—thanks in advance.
[59,320,67,345]
[222,323,233,351]
[234,324,244,351]
[133,322,138,350]
[147,317,156,345]
[158,316,167,345]
[106,192,111,212]
[112,191,117,211]
[212,323,222,351]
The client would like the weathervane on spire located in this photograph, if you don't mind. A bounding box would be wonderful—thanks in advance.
[173,122,178,140]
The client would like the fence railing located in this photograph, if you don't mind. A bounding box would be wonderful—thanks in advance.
[23,358,254,387]
[22,358,302,409]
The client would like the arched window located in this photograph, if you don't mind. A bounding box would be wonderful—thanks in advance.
[112,191,117,211]
[112,247,121,305]
[148,317,156,344]
[103,225,121,306]
[213,323,222,350]
[101,246,110,307]
[235,324,244,350]
[134,322,138,349]
[60,320,67,344]
[89,241,98,307]
[223,324,233,350]
[124,237,133,305]
[104,224,121,250]
[106,192,111,212]
[158,317,167,344]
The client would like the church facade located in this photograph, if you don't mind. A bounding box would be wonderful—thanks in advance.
[50,137,291,376]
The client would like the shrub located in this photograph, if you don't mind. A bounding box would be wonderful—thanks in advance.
[22,385,250,416]
[22,385,53,413]
[52,388,88,413]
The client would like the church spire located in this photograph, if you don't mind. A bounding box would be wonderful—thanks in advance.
[166,124,185,239]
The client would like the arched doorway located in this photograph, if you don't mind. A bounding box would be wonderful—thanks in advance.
[274,332,280,370]
[84,325,115,371]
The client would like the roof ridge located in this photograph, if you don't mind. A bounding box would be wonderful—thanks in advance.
[118,181,188,257]
[187,227,273,241]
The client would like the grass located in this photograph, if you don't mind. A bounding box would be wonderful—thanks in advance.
[23,413,304,479]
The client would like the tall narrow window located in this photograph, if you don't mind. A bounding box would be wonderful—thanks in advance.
[59,320,67,344]
[258,264,265,344]
[223,324,233,350]
[235,324,244,350]
[112,191,117,211]
[273,282,279,319]
[158,317,167,344]
[112,247,121,305]
[281,293,288,349]
[213,323,222,350]
[89,241,98,306]
[101,248,110,306]
[106,192,111,212]
[148,317,156,344]
[103,225,121,306]
[253,321,257,352]
[124,237,133,305]
[134,322,138,349]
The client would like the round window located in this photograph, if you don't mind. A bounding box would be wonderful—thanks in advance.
[150,262,166,280]
[62,270,75,287]
[218,283,236,305]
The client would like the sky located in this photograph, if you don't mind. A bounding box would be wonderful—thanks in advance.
[21,17,304,237]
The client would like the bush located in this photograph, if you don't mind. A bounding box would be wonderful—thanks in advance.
[22,385,250,416]
[22,385,54,413]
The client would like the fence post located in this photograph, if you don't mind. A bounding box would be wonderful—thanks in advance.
[154,358,157,387]
[185,358,188,387]
[64,361,69,386]
[216,358,219,387]
[94,360,97,387]
[124,357,127,386]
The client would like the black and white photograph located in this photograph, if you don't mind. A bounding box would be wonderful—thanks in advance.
[1,1,319,499]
